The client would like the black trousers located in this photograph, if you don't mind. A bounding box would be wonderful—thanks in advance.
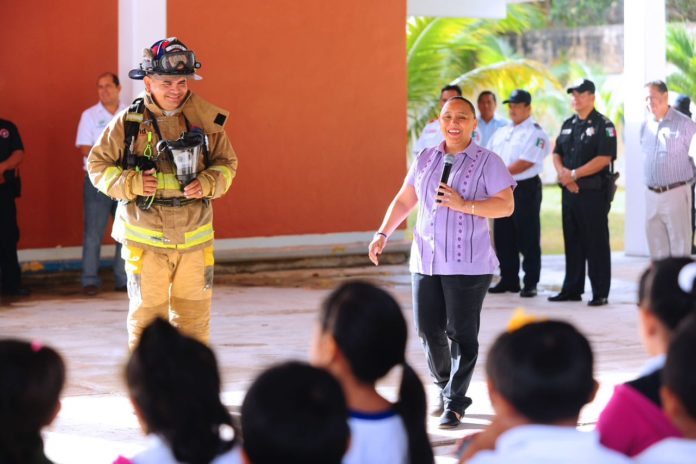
[0,185,21,292]
[493,176,542,288]
[412,273,492,415]
[561,188,611,298]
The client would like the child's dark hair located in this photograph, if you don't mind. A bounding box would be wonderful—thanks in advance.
[486,320,594,424]
[662,313,696,419]
[638,257,696,331]
[241,361,349,464]
[0,339,65,464]
[319,281,434,464]
[126,318,237,464]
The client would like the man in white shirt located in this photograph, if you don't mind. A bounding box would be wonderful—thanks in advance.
[412,85,462,155]
[640,80,696,260]
[75,72,127,296]
[477,91,508,148]
[487,90,549,297]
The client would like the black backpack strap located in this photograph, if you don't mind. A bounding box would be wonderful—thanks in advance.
[122,97,145,169]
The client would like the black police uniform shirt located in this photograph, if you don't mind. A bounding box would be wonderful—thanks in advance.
[0,119,24,184]
[554,109,617,189]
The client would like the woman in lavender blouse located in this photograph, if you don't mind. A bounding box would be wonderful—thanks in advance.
[368,96,515,429]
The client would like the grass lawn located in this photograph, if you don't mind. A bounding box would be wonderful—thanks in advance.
[541,185,625,255]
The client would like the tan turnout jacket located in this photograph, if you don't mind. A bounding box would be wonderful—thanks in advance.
[88,91,237,252]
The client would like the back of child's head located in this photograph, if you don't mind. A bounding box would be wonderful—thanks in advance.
[486,320,594,424]
[0,339,65,463]
[317,280,433,463]
[319,280,407,383]
[662,313,696,420]
[126,318,236,464]
[638,257,696,330]
[241,361,349,464]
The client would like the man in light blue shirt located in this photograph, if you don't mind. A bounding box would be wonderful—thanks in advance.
[477,91,509,148]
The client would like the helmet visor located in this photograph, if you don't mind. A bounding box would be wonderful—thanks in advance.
[153,51,197,75]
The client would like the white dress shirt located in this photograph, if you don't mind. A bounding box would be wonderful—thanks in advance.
[487,116,550,180]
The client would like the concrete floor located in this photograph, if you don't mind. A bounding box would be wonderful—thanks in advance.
[0,253,650,463]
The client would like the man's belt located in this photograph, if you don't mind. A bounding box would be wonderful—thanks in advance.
[647,180,691,193]
[150,197,200,207]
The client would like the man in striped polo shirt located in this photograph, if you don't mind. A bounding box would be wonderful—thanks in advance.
[641,80,696,259]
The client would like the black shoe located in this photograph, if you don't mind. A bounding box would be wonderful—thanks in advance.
[548,292,582,302]
[1,287,31,297]
[430,394,444,417]
[588,297,608,307]
[520,286,537,298]
[83,285,98,296]
[488,282,520,294]
[438,410,462,429]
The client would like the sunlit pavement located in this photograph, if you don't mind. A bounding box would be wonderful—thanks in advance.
[0,252,649,463]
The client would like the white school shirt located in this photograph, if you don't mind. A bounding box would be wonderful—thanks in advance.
[487,116,550,181]
[343,410,408,464]
[117,435,242,464]
[76,101,125,171]
[467,425,633,464]
[635,437,696,463]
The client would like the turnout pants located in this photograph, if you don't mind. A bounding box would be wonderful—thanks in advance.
[122,244,215,349]
[560,188,611,299]
[412,273,492,415]
[493,176,542,288]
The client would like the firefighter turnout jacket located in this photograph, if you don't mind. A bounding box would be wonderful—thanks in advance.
[88,91,237,252]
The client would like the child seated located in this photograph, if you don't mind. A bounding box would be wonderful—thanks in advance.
[457,320,631,463]
[113,318,241,464]
[310,281,434,464]
[0,339,65,464]
[635,313,696,463]
[240,361,350,464]
[598,258,696,456]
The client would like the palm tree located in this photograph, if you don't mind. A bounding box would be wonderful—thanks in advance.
[407,3,560,142]
[666,24,696,98]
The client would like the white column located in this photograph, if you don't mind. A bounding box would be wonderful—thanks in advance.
[118,0,167,103]
[408,0,507,18]
[623,0,666,256]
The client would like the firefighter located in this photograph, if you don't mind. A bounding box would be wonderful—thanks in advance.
[88,37,238,348]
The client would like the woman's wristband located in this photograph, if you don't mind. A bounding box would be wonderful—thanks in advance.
[469,201,476,215]
[375,232,388,239]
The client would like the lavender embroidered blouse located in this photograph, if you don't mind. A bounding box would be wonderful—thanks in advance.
[405,142,516,276]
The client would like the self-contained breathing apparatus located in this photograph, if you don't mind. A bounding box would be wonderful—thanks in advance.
[121,98,210,210]
[121,37,210,210]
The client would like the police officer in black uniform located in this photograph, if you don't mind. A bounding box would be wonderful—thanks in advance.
[0,118,29,297]
[548,79,617,307]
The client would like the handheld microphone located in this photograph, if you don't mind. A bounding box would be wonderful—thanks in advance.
[436,154,455,202]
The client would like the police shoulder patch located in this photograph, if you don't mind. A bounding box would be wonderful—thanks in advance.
[606,127,616,137]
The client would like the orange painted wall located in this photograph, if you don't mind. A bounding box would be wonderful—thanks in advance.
[168,0,407,238]
[1,0,406,251]
[0,0,118,249]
